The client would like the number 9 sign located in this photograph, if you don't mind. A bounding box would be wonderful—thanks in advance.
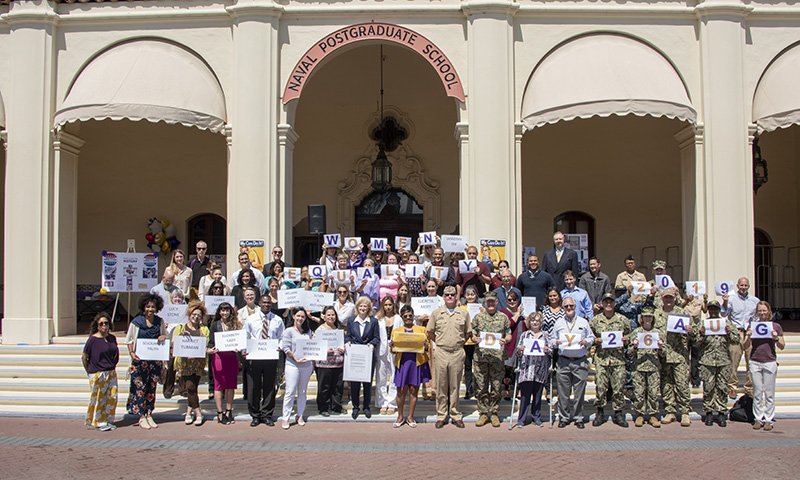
[714,281,734,296]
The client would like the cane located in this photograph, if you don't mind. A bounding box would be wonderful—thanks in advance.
[549,355,555,429]
[508,356,521,430]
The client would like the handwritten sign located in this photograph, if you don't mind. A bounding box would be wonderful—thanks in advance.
[685,281,706,296]
[204,295,235,315]
[136,339,169,361]
[441,235,467,253]
[161,304,188,326]
[343,344,373,383]
[245,339,280,360]
[714,281,735,296]
[395,236,412,251]
[343,237,361,251]
[172,335,207,358]
[631,281,651,295]
[751,321,774,339]
[412,297,439,316]
[316,329,344,349]
[278,289,303,309]
[601,331,623,348]
[522,337,545,356]
[704,318,726,335]
[479,332,501,350]
[284,267,301,282]
[323,234,341,248]
[295,338,327,361]
[214,329,247,352]
[466,303,482,319]
[304,291,334,311]
[637,331,659,349]
[370,238,388,251]
[667,314,690,334]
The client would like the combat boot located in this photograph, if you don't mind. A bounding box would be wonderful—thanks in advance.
[490,414,501,427]
[475,414,489,427]
[680,414,691,426]
[705,412,714,426]
[634,416,644,427]
[649,416,661,428]
[614,411,628,428]
[661,413,676,424]
[592,408,606,427]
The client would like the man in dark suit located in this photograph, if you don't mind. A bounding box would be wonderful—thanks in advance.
[541,231,580,291]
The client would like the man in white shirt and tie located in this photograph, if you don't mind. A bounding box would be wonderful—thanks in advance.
[550,297,595,429]
[242,295,284,426]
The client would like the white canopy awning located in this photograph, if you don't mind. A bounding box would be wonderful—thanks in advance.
[54,39,226,133]
[753,45,800,133]
[521,35,696,130]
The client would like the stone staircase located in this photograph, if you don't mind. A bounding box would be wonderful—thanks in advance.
[0,335,798,422]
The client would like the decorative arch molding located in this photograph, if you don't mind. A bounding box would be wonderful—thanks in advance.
[282,23,465,104]
[337,144,440,235]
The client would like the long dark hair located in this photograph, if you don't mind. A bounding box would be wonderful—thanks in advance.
[320,306,341,329]
[289,307,311,334]
[207,280,225,296]
[213,302,240,330]
[89,312,112,335]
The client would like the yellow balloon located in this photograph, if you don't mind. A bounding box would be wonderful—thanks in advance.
[100,287,108,294]
[155,232,166,244]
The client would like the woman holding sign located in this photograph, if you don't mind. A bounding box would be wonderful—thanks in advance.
[124,293,168,430]
[232,270,261,309]
[745,301,785,431]
[314,306,345,416]
[173,301,210,426]
[501,292,526,401]
[83,312,119,431]
[208,302,241,424]
[280,307,314,429]
[376,296,401,415]
[391,305,431,427]
[345,296,381,419]
[514,313,551,427]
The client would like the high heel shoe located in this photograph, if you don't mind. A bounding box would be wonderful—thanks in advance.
[217,411,229,424]
[226,409,235,424]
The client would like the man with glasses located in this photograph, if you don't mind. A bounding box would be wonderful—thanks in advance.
[263,246,287,278]
[427,286,471,428]
[550,297,594,428]
[190,241,210,299]
[470,292,512,427]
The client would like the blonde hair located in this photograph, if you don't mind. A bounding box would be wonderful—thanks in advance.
[354,296,375,317]
[170,249,187,273]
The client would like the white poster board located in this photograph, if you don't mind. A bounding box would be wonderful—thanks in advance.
[751,321,774,339]
[295,339,327,361]
[479,332,502,350]
[205,295,235,315]
[685,281,706,296]
[466,303,482,319]
[136,339,170,361]
[521,297,537,316]
[305,291,334,311]
[172,335,207,358]
[412,297,439,316]
[214,329,247,352]
[655,275,676,289]
[101,252,159,292]
[245,339,280,360]
[601,331,624,348]
[406,264,425,278]
[637,332,659,349]
[343,344,373,382]
[667,314,690,334]
[631,281,651,296]
[316,329,345,349]
[161,304,188,326]
[704,318,727,335]
[441,235,467,253]
[278,289,303,309]
[522,337,546,356]
[714,281,735,296]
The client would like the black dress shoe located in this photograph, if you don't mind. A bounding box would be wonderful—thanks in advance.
[352,408,360,419]
[716,414,727,427]
[705,413,714,426]
[576,422,585,429]
[320,411,330,417]
[263,417,274,427]
[364,408,372,419]
[250,417,261,427]
[558,420,569,428]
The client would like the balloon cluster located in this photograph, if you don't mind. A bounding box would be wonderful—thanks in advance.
[145,218,180,254]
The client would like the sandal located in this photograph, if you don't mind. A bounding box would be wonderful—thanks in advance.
[226,409,235,424]
[184,413,194,425]
[380,407,388,415]
[407,417,417,428]
[194,414,204,426]
[387,407,396,415]
[393,418,406,428]
[217,411,229,425]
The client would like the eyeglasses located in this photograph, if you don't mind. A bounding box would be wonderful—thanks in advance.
[402,313,414,318]
[508,298,519,302]
[196,247,207,251]
[273,251,282,255]
[563,305,576,309]
[443,293,456,297]
[98,321,110,326]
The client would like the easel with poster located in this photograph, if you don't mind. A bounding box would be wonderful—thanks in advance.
[101,241,159,326]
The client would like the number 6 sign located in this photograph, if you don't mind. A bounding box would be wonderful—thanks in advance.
[601,331,623,348]
[638,332,659,349]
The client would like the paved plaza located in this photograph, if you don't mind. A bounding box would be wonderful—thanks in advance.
[0,417,797,479]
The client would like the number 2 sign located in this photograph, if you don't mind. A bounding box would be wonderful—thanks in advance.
[601,331,623,348]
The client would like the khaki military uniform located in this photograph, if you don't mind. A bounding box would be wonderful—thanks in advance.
[691,316,739,413]
[654,306,691,415]
[590,312,631,411]
[427,306,470,421]
[471,311,511,415]
[630,326,663,415]
[615,270,647,303]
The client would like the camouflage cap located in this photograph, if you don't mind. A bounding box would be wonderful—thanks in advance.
[652,260,667,270]
[661,287,678,297]
[443,285,457,295]
[484,291,498,301]
[707,300,721,309]
[641,306,655,316]
[601,292,615,302]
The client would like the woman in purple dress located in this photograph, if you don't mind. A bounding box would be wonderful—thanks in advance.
[390,305,431,428]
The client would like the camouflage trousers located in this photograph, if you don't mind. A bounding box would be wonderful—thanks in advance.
[661,361,691,415]
[632,369,660,415]
[700,363,731,413]
[594,363,626,411]
[474,359,504,415]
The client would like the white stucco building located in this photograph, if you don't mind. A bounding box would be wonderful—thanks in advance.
[0,0,798,343]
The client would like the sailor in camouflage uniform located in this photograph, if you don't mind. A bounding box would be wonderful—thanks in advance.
[470,292,511,428]
[630,306,664,427]
[692,300,739,427]
[654,287,693,426]
[590,293,631,427]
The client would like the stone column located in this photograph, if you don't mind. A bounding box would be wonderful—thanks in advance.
[225,0,282,277]
[675,124,706,282]
[2,0,58,344]
[277,124,299,262]
[696,0,755,289]
[461,0,519,262]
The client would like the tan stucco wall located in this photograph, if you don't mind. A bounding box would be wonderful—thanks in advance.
[292,43,459,235]
[75,119,227,285]
[521,115,685,279]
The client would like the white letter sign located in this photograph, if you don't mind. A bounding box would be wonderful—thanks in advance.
[523,337,545,356]
[380,264,399,278]
[655,275,676,289]
[458,260,476,274]
[704,318,726,335]
[395,236,412,251]
[479,332,501,350]
[356,267,374,281]
[370,238,388,251]
[419,231,437,246]
[284,267,301,282]
[343,237,361,251]
[172,335,207,358]
[685,281,706,296]
[667,314,690,334]
[406,264,424,278]
[601,331,623,348]
[714,281,735,296]
[751,321,773,339]
[331,269,351,285]
[429,266,448,281]
[631,281,651,295]
[308,265,327,279]
[323,234,341,248]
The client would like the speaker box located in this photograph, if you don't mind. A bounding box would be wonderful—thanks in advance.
[308,205,326,235]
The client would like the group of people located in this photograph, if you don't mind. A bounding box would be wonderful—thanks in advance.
[81,233,786,432]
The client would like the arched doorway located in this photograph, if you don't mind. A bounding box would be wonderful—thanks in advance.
[355,189,423,249]
[754,227,773,306]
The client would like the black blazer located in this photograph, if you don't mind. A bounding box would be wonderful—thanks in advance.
[345,315,381,350]
[541,248,580,291]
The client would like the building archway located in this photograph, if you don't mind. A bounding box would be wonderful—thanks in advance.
[355,189,424,248]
